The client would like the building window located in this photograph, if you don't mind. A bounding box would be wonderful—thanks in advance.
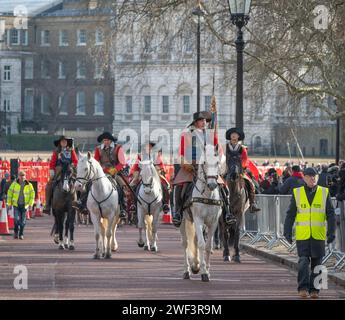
[94,91,104,115]
[76,91,86,115]
[204,96,211,111]
[95,28,103,45]
[41,30,50,46]
[77,60,86,79]
[144,96,151,113]
[58,61,66,79]
[41,94,50,114]
[41,60,50,79]
[94,61,103,79]
[58,94,68,114]
[3,65,11,81]
[77,30,87,45]
[10,29,19,45]
[59,30,68,46]
[162,96,169,113]
[320,139,328,156]
[24,58,33,79]
[183,95,190,113]
[22,30,28,45]
[24,89,34,120]
[125,96,132,113]
[3,96,11,111]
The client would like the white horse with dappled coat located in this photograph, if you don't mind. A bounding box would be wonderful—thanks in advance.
[75,152,121,259]
[136,160,163,252]
[180,144,224,282]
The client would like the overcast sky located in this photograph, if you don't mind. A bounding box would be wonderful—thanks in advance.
[0,0,60,14]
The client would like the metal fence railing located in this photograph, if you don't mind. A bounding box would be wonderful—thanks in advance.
[241,194,345,271]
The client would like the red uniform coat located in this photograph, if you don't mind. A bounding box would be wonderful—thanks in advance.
[49,149,78,170]
[94,144,126,173]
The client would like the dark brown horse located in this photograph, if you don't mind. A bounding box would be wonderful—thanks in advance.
[220,156,249,263]
[52,164,77,250]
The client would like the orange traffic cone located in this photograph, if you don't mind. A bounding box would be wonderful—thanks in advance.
[0,200,11,235]
[162,211,173,224]
[26,208,31,220]
[7,205,14,229]
[34,198,43,217]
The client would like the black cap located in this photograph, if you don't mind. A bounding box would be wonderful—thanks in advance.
[303,167,318,176]
[54,136,74,147]
[97,132,117,143]
[225,128,245,141]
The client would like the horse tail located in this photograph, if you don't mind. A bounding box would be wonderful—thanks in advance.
[145,214,153,242]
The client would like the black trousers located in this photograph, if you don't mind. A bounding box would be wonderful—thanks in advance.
[297,256,323,293]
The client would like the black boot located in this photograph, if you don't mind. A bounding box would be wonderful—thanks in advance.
[220,186,236,225]
[117,187,127,219]
[172,184,183,227]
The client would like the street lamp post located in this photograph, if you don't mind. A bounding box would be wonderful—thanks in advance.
[334,99,340,164]
[227,0,252,130]
[192,2,205,113]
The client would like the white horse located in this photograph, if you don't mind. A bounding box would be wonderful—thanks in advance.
[75,152,120,259]
[180,144,223,282]
[136,160,163,252]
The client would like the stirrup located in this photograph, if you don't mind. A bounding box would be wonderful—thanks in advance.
[119,210,127,218]
[225,214,237,225]
[172,213,182,227]
[163,204,170,214]
[250,204,261,213]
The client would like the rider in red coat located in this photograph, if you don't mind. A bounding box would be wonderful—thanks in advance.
[129,141,170,214]
[43,136,78,214]
[225,128,260,213]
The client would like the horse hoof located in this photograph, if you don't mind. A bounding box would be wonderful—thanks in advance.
[104,253,111,259]
[191,266,200,274]
[223,256,231,262]
[201,274,209,282]
[183,272,190,280]
[111,247,118,252]
[64,244,69,249]
[137,241,144,248]
[93,254,100,259]
[58,245,64,250]
[69,245,75,250]
[144,245,149,251]
[232,255,241,263]
[215,244,221,250]
[150,246,158,252]
[53,235,59,245]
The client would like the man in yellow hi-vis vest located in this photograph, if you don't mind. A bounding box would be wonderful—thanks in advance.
[284,167,335,299]
[7,171,35,240]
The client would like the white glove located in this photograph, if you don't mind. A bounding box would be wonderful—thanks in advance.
[49,169,55,178]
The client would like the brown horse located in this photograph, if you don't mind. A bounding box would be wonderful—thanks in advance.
[220,156,249,263]
[52,164,77,250]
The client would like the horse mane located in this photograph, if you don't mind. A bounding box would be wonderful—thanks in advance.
[140,160,160,182]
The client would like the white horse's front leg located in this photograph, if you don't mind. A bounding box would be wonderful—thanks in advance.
[194,215,207,280]
[180,217,191,279]
[99,219,106,258]
[150,208,160,252]
[137,205,145,248]
[111,213,119,252]
[143,214,151,251]
[104,215,114,259]
[91,213,101,259]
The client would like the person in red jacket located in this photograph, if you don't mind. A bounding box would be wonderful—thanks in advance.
[43,136,78,214]
[129,141,170,214]
[225,128,260,213]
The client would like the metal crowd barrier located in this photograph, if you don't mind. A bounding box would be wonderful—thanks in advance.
[241,194,345,271]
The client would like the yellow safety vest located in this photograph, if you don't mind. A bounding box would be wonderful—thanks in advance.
[6,181,35,209]
[293,186,328,241]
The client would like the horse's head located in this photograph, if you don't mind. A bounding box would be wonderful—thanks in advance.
[199,144,220,191]
[75,151,94,192]
[139,160,155,194]
[61,166,75,193]
[227,156,243,182]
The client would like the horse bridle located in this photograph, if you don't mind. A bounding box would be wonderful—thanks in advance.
[76,160,107,185]
[194,162,219,196]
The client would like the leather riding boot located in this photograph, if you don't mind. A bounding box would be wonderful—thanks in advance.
[247,180,261,213]
[43,180,53,214]
[161,179,171,213]
[117,186,127,219]
[220,186,236,225]
[172,184,184,227]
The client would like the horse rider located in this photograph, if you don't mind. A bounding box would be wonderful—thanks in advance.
[129,141,171,214]
[43,136,78,214]
[225,127,260,213]
[172,111,236,227]
[73,132,127,218]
